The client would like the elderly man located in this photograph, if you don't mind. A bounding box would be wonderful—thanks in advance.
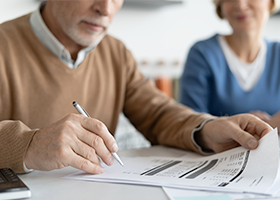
[0,0,271,174]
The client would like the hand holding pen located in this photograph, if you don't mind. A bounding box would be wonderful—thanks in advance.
[24,103,122,174]
[73,101,124,167]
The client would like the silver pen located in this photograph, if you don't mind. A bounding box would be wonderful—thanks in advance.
[73,101,124,167]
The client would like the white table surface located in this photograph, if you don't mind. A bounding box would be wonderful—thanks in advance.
[19,146,188,200]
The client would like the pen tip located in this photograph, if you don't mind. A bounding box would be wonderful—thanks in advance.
[73,101,77,106]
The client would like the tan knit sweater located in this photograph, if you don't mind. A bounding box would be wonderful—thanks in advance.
[0,14,213,173]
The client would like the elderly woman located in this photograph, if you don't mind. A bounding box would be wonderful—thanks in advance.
[180,0,280,128]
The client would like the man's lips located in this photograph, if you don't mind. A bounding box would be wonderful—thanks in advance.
[83,21,105,31]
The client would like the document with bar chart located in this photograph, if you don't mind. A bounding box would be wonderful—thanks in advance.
[65,129,279,195]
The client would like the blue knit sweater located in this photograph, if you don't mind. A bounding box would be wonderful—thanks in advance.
[180,34,280,116]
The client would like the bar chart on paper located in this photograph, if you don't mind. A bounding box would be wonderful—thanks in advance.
[65,129,279,196]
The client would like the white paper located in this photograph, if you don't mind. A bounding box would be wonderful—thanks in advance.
[162,186,280,200]
[64,129,279,195]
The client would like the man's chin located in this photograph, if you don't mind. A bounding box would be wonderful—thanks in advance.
[89,33,107,47]
[76,33,107,48]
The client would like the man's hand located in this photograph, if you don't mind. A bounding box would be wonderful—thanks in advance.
[250,111,271,122]
[196,114,273,153]
[251,110,280,130]
[24,114,118,174]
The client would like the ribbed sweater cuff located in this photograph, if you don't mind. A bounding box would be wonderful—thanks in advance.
[0,121,37,174]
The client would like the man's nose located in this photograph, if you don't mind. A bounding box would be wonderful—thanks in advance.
[93,0,112,16]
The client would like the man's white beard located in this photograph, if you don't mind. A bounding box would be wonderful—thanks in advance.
[66,27,107,48]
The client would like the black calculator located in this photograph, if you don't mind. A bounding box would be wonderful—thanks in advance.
[0,168,31,200]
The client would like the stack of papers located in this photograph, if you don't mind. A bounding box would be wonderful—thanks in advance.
[64,129,279,197]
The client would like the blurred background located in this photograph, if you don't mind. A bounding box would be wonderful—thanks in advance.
[1,0,280,149]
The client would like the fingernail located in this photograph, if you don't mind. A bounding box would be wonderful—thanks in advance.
[99,167,105,174]
[109,157,114,165]
[247,139,258,149]
[112,143,118,152]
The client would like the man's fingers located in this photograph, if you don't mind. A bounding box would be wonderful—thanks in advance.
[70,153,105,174]
[71,139,101,165]
[237,130,258,149]
[224,128,258,150]
[198,114,273,153]
[250,111,271,122]
[240,114,272,138]
[77,131,114,166]
[226,114,272,150]
[81,117,118,153]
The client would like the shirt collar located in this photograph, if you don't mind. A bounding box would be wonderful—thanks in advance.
[29,4,94,69]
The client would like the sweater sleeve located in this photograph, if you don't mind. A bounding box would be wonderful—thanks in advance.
[0,120,37,174]
[122,48,214,153]
[180,43,213,113]
[0,21,38,174]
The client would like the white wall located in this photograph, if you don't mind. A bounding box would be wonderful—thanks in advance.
[1,0,280,64]
[0,0,39,23]
[110,0,231,62]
